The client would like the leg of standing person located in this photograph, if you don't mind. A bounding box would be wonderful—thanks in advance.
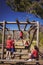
[6,50,9,59]
[9,51,11,59]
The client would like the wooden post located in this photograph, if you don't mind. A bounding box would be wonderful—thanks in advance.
[29,31,30,39]
[2,21,5,59]
[37,21,39,47]
[12,30,14,39]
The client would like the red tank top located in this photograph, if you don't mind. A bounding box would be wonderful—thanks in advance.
[20,32,23,37]
[11,40,15,48]
[32,49,38,57]
[6,40,13,49]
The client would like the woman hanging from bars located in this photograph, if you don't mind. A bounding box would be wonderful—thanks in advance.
[19,31,24,44]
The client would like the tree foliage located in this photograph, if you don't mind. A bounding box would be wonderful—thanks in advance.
[6,0,43,18]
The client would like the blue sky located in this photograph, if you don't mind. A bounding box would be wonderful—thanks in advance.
[0,0,43,30]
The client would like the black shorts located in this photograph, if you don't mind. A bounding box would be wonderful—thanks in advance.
[6,48,11,51]
[31,54,39,60]
[25,46,29,49]
[20,36,23,39]
[11,48,15,52]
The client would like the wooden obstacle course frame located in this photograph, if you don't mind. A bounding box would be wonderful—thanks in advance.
[0,20,39,63]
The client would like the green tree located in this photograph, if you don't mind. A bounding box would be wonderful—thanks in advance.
[6,0,43,18]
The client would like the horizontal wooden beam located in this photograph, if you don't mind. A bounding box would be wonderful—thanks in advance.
[0,21,37,31]
[13,52,28,55]
[0,21,37,24]
[0,29,28,32]
[6,22,37,24]
[0,59,42,63]
[0,22,3,24]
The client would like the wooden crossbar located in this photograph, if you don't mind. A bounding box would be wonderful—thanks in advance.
[0,59,43,63]
[0,60,43,65]
[0,22,37,24]
[13,52,28,55]
[0,22,3,24]
[0,59,37,62]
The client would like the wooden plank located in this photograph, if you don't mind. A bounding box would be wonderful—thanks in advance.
[0,59,43,64]
[0,59,25,62]
[13,52,28,55]
[0,22,3,24]
[15,46,24,49]
[5,21,37,24]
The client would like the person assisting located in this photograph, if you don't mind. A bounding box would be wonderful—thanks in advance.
[11,39,15,58]
[30,45,39,60]
[27,45,39,61]
[6,35,13,59]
